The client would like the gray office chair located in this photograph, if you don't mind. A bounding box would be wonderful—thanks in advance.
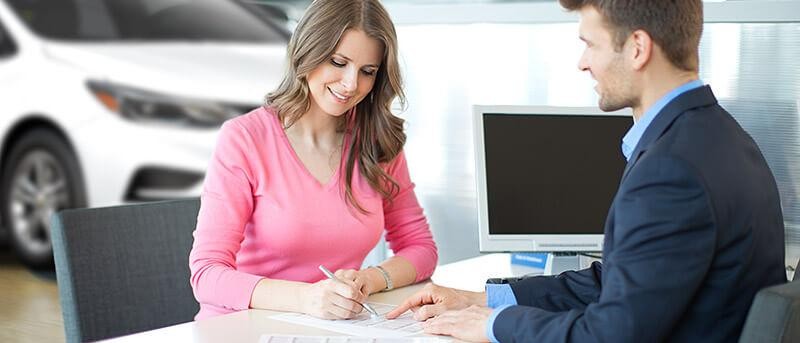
[739,260,800,342]
[51,199,201,343]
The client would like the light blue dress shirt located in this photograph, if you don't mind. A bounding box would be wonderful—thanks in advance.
[621,80,704,161]
[483,79,704,343]
[485,284,516,342]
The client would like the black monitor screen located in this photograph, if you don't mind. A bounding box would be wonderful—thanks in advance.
[483,113,630,235]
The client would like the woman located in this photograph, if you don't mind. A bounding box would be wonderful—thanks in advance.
[189,0,438,320]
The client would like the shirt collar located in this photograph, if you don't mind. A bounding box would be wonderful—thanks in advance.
[621,79,704,160]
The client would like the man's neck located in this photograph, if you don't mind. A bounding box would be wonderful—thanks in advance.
[632,70,699,121]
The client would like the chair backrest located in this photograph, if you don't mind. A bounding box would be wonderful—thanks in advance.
[794,262,800,282]
[739,259,800,343]
[51,199,201,343]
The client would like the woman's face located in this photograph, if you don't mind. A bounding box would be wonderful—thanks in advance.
[306,29,383,117]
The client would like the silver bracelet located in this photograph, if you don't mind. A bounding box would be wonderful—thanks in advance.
[372,265,393,291]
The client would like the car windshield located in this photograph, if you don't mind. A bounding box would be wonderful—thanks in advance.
[5,0,288,42]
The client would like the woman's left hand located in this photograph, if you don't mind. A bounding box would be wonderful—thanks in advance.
[335,268,383,295]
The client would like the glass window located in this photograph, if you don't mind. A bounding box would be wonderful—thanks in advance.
[4,0,289,43]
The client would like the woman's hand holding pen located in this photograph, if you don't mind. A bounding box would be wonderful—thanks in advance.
[303,278,368,320]
[335,268,384,295]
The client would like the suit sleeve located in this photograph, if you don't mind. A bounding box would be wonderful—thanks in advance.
[507,262,603,312]
[494,155,715,342]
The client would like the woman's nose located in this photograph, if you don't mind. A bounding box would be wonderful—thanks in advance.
[340,68,358,92]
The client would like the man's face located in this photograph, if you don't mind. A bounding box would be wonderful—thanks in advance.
[577,6,636,112]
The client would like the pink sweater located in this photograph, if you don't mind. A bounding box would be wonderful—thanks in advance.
[189,107,438,320]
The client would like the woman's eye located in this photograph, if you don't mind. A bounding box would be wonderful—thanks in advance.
[362,69,376,76]
[331,59,346,67]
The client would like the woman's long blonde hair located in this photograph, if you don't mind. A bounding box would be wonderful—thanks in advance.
[266,0,406,213]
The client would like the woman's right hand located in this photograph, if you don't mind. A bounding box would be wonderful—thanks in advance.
[302,278,369,319]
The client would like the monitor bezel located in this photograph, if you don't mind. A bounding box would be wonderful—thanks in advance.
[473,105,631,253]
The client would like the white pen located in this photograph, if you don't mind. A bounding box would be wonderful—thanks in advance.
[318,265,380,318]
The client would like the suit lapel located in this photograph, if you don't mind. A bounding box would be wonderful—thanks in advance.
[620,85,719,181]
[604,86,718,257]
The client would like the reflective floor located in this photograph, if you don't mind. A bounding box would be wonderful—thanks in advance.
[0,251,63,343]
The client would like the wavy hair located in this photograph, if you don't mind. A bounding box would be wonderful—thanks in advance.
[266,0,406,213]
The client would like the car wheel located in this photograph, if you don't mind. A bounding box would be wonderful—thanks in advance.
[1,128,86,268]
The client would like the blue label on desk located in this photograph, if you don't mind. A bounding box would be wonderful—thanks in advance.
[510,252,548,268]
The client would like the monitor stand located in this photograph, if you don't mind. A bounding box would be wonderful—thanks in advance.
[543,252,583,275]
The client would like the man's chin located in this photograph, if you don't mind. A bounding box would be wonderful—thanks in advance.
[598,98,627,112]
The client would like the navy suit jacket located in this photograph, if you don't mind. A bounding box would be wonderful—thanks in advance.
[493,86,786,342]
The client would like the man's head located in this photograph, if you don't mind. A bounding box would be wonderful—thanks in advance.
[560,0,703,112]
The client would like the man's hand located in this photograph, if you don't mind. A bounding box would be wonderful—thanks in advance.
[423,305,493,342]
[385,283,485,320]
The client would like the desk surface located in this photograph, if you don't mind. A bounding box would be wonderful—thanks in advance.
[105,253,536,342]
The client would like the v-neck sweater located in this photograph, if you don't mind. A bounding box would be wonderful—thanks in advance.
[189,106,438,320]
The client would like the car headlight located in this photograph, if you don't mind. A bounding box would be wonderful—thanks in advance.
[87,80,253,127]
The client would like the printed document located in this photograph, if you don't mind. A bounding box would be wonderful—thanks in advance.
[270,303,424,338]
[259,335,449,343]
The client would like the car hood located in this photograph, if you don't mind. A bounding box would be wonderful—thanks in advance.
[43,42,287,105]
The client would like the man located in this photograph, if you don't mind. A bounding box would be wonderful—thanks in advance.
[386,0,787,342]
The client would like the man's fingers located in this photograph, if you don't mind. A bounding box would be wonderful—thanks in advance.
[414,303,447,321]
[387,291,436,318]
[388,288,442,319]
[386,304,410,319]
[432,308,461,319]
[387,294,424,318]
[423,316,458,336]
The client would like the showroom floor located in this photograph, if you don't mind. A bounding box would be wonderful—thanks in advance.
[0,251,63,342]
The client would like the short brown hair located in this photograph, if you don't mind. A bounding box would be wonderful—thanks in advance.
[559,0,703,71]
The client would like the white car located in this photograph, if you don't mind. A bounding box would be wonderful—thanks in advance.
[0,0,287,267]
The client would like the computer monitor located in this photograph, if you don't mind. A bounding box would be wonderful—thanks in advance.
[474,105,631,253]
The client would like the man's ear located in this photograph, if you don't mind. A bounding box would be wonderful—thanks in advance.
[629,29,652,70]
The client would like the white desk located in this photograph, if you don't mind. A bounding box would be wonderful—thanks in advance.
[104,254,537,342]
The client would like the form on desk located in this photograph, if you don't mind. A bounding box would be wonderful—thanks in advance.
[259,335,449,343]
[271,303,425,338]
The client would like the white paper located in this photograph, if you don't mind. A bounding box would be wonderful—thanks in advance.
[270,303,425,338]
[259,335,450,343]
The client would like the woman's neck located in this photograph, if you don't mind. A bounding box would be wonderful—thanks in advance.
[284,107,344,149]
